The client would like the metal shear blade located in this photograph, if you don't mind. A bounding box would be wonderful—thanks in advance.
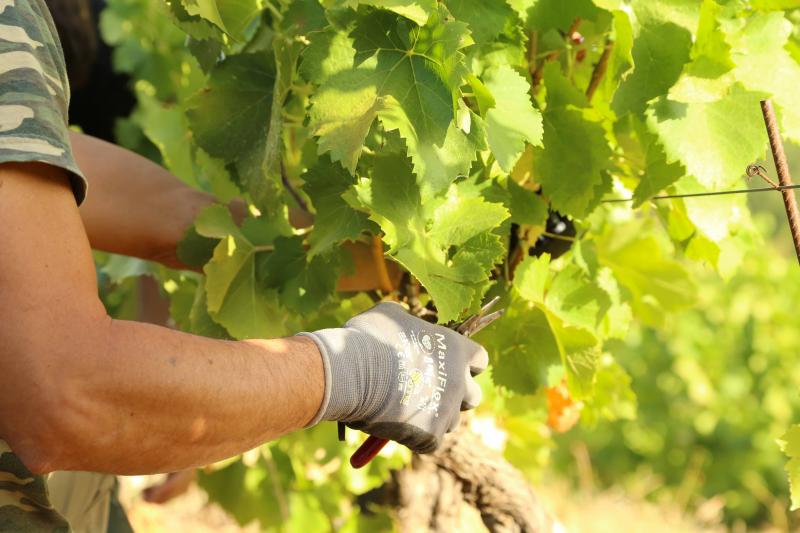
[456,296,504,337]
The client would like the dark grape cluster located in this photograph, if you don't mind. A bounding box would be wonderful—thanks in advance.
[530,211,575,259]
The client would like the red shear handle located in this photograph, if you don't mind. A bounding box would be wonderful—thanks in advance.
[350,436,389,468]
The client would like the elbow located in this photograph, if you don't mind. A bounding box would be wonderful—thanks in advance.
[0,312,111,475]
[8,436,61,477]
[0,371,97,475]
[1,387,81,476]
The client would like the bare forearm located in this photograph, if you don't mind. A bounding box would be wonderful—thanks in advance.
[70,131,213,267]
[0,163,324,476]
[69,132,402,288]
[20,316,323,475]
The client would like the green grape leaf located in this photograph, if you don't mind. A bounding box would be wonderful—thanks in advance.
[541,60,587,110]
[180,0,261,40]
[194,204,244,240]
[534,65,611,217]
[300,30,356,85]
[514,253,550,303]
[188,37,222,72]
[169,0,224,41]
[180,0,226,31]
[204,235,287,339]
[673,175,750,244]
[725,12,800,144]
[351,155,508,322]
[100,255,153,285]
[504,256,607,397]
[323,0,438,25]
[600,235,695,327]
[177,225,218,269]
[548,317,599,398]
[255,39,303,214]
[687,0,734,79]
[626,117,684,206]
[257,237,340,314]
[199,454,292,527]
[466,74,495,116]
[303,158,373,257]
[198,207,291,339]
[612,22,692,116]
[544,264,611,332]
[751,0,800,8]
[646,83,766,190]
[187,53,276,193]
[165,276,200,333]
[429,196,510,247]
[483,65,543,172]
[780,425,800,510]
[508,179,547,226]
[132,86,196,187]
[188,284,231,338]
[310,9,478,197]
[194,148,242,203]
[595,267,633,340]
[517,0,602,31]
[535,107,610,217]
[286,493,330,531]
[281,0,328,35]
[590,10,634,106]
[582,354,637,424]
[631,0,701,32]
[444,0,514,44]
[531,63,611,216]
[481,299,563,394]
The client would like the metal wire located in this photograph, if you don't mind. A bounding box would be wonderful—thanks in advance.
[601,184,800,204]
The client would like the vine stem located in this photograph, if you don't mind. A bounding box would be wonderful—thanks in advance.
[530,18,582,91]
[527,31,537,77]
[760,99,800,266]
[586,39,613,101]
[280,161,308,213]
[264,453,289,521]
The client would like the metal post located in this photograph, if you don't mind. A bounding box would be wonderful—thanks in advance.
[760,99,800,266]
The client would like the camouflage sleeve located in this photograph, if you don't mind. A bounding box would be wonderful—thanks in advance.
[0,0,87,205]
[0,441,70,532]
[1,4,81,531]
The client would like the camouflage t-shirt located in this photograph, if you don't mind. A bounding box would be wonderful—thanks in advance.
[0,0,87,204]
[1,0,86,531]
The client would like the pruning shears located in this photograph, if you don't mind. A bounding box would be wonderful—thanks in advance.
[346,296,505,469]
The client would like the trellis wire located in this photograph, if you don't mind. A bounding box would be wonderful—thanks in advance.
[601,183,800,204]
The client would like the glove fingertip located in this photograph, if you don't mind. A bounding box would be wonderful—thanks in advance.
[468,345,489,376]
[461,375,483,411]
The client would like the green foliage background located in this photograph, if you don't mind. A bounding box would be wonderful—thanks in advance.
[94,0,800,529]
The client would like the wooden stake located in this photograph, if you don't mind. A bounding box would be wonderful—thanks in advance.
[371,235,394,294]
[760,99,800,266]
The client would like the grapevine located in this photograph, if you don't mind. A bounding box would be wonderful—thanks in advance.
[97,0,800,528]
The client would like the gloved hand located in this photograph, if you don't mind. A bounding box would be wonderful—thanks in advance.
[300,302,488,453]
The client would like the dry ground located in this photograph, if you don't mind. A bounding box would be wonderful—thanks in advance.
[118,474,757,533]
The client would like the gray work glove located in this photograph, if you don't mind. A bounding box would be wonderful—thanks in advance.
[299,302,488,454]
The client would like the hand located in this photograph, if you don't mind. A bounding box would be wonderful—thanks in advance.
[301,302,488,453]
[141,469,196,504]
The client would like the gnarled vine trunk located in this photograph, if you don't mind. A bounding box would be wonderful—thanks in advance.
[362,423,555,533]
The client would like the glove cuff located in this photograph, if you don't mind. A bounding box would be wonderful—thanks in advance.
[297,331,333,427]
[297,327,394,426]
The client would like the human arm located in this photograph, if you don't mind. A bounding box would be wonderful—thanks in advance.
[0,163,486,476]
[69,131,401,290]
[0,162,324,475]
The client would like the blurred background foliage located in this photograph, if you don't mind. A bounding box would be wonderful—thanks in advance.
[551,178,800,528]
